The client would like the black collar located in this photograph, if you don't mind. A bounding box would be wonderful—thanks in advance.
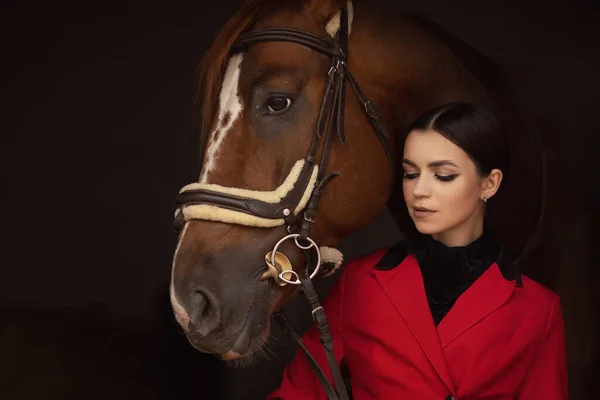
[374,240,523,287]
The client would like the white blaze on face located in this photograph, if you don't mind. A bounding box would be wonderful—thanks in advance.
[170,222,191,330]
[200,53,244,184]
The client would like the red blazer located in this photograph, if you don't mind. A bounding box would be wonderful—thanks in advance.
[267,245,568,399]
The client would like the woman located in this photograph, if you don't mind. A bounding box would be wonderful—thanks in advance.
[267,102,568,399]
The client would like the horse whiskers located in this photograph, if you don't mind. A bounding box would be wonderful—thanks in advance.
[261,338,278,360]
[227,348,262,369]
[225,327,280,369]
[244,341,275,366]
[266,330,285,346]
[250,327,283,362]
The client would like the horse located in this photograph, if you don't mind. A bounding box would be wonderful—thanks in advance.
[169,0,543,370]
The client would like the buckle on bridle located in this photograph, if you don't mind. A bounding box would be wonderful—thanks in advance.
[304,212,316,223]
[364,100,380,118]
[311,306,325,321]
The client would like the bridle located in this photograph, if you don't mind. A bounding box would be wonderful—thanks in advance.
[173,5,395,399]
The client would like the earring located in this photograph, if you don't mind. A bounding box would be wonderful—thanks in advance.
[483,195,488,203]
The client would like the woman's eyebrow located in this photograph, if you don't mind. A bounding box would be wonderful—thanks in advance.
[428,160,459,168]
[401,158,459,168]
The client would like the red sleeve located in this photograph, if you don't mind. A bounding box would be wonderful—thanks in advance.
[518,297,569,399]
[266,261,349,400]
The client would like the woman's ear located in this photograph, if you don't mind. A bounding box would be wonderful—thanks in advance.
[305,0,354,37]
[481,168,503,201]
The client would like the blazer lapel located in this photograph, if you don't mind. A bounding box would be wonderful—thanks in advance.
[373,254,456,394]
[436,262,516,349]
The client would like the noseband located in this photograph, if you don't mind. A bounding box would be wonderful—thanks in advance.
[174,6,394,399]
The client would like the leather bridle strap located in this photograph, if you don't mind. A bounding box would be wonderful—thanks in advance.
[273,310,342,400]
[272,273,350,400]
[175,158,316,225]
[345,67,396,186]
[232,28,346,59]
[300,275,349,400]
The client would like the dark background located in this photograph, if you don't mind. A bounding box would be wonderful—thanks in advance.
[1,0,598,399]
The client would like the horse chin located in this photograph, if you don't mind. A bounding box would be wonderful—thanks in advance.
[217,287,291,361]
[214,323,271,362]
[220,350,244,360]
[184,305,273,361]
[220,330,267,360]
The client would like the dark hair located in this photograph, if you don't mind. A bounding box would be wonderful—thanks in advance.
[407,102,510,180]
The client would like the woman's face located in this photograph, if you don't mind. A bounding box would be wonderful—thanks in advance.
[402,128,490,246]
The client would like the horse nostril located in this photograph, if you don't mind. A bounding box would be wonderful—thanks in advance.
[189,289,221,337]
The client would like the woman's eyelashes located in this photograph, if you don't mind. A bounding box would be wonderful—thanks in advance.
[402,172,459,182]
[436,174,459,182]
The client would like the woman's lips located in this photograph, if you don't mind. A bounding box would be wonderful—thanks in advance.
[412,206,436,218]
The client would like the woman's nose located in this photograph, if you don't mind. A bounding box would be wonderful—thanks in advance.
[411,176,431,197]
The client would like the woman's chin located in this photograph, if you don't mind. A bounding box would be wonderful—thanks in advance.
[413,221,440,235]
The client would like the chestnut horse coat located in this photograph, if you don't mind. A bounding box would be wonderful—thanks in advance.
[267,242,568,399]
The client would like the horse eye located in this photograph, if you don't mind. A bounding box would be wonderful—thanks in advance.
[266,96,292,115]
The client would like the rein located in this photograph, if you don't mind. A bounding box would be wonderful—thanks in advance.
[174,5,395,399]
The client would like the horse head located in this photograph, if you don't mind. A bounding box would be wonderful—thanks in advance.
[169,0,399,360]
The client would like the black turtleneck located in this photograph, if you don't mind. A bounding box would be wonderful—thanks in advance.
[404,230,500,326]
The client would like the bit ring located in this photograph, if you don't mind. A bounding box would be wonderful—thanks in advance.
[271,234,321,284]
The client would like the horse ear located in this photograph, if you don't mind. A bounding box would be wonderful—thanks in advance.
[306,0,354,38]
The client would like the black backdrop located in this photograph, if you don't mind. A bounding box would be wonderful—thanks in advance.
[1,0,598,399]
